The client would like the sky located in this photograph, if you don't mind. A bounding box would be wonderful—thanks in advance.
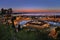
[0,0,60,12]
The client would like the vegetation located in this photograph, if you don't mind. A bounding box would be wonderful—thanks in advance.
[0,23,60,40]
[0,23,37,40]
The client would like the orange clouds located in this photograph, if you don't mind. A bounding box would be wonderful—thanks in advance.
[13,9,60,12]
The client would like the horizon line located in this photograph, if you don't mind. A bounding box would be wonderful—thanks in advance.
[13,9,60,12]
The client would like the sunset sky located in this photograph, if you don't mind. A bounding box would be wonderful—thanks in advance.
[0,0,60,12]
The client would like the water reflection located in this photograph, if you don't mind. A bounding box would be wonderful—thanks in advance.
[45,21,60,26]
[19,20,31,26]
[20,20,60,27]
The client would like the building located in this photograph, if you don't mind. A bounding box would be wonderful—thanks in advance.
[8,8,12,14]
[1,8,12,15]
[1,8,5,14]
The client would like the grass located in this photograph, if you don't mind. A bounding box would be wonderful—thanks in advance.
[0,23,37,40]
[0,23,57,40]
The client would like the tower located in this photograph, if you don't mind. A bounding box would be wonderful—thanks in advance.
[1,8,5,14]
[8,8,12,14]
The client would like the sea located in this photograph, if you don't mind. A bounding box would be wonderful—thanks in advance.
[12,12,60,16]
